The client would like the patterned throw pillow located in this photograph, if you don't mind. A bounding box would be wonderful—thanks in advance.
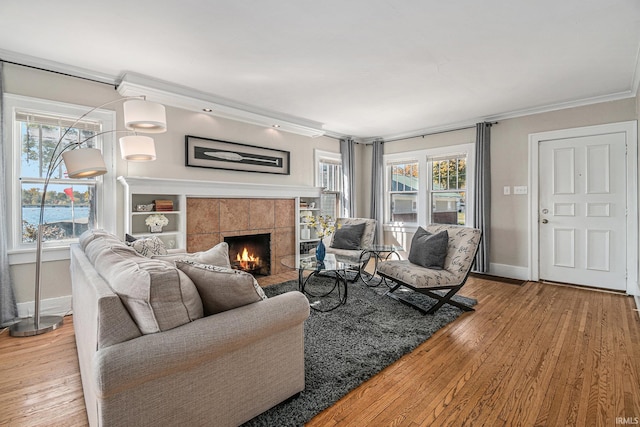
[131,236,168,257]
[176,260,267,315]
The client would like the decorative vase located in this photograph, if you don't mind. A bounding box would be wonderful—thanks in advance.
[316,240,326,262]
[149,225,163,233]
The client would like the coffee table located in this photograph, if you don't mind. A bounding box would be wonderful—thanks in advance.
[281,254,359,312]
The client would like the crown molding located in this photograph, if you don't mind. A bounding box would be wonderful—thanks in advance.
[0,48,117,85]
[367,89,638,144]
[117,73,326,138]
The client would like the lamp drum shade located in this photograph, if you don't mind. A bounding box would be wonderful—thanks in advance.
[120,135,157,161]
[62,148,108,178]
[123,100,167,133]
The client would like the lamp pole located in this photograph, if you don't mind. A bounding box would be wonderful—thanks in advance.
[10,96,165,337]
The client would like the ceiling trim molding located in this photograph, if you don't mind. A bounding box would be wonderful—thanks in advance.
[0,48,117,85]
[367,89,637,144]
[117,73,326,138]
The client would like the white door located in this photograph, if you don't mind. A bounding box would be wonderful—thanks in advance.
[538,132,627,290]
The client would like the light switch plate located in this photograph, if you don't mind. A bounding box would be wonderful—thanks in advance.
[514,185,528,195]
[503,186,511,195]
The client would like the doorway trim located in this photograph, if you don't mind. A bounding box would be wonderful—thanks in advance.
[528,121,638,295]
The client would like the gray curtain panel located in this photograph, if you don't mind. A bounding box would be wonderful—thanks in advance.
[369,139,384,243]
[340,138,356,217]
[473,122,492,273]
[0,61,19,325]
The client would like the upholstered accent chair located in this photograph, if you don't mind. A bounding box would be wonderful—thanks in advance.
[377,224,481,314]
[311,217,377,264]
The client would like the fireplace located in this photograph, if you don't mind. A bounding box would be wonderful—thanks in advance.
[224,233,271,276]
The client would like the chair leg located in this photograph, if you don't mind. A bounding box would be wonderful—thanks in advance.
[418,287,474,314]
[384,281,474,315]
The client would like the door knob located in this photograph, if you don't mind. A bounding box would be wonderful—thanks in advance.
[541,219,548,224]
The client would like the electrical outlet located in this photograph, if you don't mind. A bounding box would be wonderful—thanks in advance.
[514,186,528,195]
[503,186,511,195]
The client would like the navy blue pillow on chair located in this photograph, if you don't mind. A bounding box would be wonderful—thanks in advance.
[408,227,449,269]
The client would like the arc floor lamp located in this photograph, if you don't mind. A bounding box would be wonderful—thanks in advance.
[10,97,167,337]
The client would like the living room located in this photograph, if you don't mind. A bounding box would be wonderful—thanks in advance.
[1,1,640,426]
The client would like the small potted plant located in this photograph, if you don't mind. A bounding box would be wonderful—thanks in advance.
[145,214,169,233]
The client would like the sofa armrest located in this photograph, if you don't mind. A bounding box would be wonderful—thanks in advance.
[92,290,309,397]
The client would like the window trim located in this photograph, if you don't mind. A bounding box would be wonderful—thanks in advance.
[4,94,117,265]
[314,149,342,189]
[383,143,475,230]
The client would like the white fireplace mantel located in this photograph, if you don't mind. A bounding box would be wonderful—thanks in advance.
[117,176,323,198]
[118,176,322,251]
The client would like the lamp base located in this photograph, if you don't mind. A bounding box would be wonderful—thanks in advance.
[9,315,64,337]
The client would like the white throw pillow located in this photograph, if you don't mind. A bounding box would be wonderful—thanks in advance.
[152,242,231,268]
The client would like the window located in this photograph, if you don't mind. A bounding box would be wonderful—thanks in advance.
[315,150,343,218]
[389,161,418,223]
[384,143,474,228]
[18,112,101,244]
[431,155,467,225]
[4,94,116,263]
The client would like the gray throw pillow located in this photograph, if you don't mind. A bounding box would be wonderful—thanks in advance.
[408,227,448,269]
[331,222,366,250]
[176,260,267,315]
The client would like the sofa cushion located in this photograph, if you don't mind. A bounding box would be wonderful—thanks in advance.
[331,222,366,250]
[408,227,448,269]
[176,260,267,315]
[131,236,168,257]
[86,238,203,334]
[152,242,231,268]
[79,229,122,251]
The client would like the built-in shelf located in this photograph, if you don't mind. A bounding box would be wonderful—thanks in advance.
[118,176,323,253]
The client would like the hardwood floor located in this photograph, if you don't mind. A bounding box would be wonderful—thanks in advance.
[1,275,639,426]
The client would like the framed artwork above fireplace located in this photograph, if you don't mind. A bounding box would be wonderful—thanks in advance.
[185,135,290,175]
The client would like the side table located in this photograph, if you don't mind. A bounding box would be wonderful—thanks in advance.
[359,245,402,287]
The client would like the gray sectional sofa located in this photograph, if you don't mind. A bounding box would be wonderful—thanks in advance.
[70,229,310,426]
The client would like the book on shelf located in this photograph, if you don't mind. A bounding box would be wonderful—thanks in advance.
[154,199,174,211]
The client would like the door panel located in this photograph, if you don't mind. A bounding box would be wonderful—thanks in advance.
[539,132,626,291]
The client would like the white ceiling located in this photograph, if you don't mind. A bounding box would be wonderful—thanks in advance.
[1,0,639,140]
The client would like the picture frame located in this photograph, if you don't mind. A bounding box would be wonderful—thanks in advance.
[185,135,290,175]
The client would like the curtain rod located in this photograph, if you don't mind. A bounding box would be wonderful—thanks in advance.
[383,121,498,144]
[0,59,116,88]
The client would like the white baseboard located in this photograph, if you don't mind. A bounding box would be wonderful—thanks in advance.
[635,296,640,320]
[16,295,72,319]
[488,263,530,281]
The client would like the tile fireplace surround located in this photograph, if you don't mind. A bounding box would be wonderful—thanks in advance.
[187,197,295,275]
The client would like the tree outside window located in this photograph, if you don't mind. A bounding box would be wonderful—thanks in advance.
[389,162,418,223]
[431,156,466,225]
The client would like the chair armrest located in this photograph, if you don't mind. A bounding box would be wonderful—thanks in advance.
[92,291,309,397]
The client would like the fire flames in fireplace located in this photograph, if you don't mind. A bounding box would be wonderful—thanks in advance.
[225,233,271,276]
[236,247,260,271]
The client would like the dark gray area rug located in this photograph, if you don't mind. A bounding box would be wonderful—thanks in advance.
[242,276,476,427]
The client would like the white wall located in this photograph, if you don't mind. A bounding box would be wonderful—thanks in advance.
[4,64,339,311]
